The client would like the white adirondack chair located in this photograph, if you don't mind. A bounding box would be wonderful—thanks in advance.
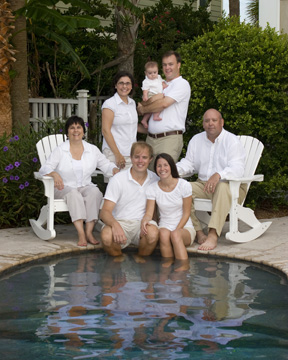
[30,134,103,240]
[191,135,272,243]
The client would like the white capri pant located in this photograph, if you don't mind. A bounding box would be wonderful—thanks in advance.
[54,185,103,223]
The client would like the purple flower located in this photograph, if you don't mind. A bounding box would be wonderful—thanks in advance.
[3,178,8,183]
[24,181,29,187]
[5,165,10,171]
[32,157,38,163]
[10,175,14,180]
[14,135,19,141]
[14,176,20,181]
[19,184,25,190]
[14,162,20,168]
[85,122,89,127]
[59,129,63,133]
[9,164,14,170]
[3,146,8,152]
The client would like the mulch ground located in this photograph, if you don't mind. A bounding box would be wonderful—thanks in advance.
[255,203,288,219]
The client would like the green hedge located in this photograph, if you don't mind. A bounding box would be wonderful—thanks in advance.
[179,18,288,207]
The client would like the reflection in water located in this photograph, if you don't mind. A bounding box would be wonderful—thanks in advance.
[0,253,287,359]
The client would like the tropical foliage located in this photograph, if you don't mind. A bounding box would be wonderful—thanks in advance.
[180,18,288,206]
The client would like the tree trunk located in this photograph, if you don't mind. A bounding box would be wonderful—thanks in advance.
[229,0,240,18]
[0,1,16,136]
[9,0,30,129]
[115,0,141,74]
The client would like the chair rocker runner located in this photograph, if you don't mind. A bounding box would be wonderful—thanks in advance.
[30,134,103,240]
[190,135,272,243]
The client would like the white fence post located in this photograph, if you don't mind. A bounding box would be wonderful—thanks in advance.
[77,90,89,123]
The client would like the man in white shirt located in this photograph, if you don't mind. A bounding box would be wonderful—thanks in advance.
[100,141,159,258]
[137,51,191,169]
[176,109,247,251]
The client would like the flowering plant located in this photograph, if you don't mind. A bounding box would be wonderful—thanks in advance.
[0,119,66,228]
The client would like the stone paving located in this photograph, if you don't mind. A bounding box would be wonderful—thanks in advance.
[0,216,287,278]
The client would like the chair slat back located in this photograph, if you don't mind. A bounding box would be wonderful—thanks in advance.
[36,134,67,166]
[238,136,264,192]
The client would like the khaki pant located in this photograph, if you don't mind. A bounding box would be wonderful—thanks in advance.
[54,185,103,223]
[146,134,183,171]
[190,180,247,236]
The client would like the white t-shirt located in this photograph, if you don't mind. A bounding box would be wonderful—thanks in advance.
[146,178,193,231]
[102,92,138,156]
[104,168,159,220]
[148,76,191,134]
[141,75,164,95]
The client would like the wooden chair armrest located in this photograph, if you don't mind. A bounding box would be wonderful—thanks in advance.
[225,174,264,183]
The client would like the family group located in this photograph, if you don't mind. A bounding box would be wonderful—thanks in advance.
[39,50,247,265]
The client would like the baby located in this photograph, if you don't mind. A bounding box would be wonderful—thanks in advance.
[141,61,167,129]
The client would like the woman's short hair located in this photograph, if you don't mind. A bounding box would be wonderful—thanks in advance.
[113,71,135,96]
[154,153,180,178]
[65,115,86,136]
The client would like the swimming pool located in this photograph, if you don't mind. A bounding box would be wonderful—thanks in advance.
[0,252,287,359]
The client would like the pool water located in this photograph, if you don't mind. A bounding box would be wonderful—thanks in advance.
[0,253,287,359]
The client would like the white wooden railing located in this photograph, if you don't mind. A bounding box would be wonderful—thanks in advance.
[29,90,108,134]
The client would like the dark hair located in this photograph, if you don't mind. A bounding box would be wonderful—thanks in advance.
[113,71,135,96]
[154,153,179,178]
[65,115,86,136]
[162,50,181,63]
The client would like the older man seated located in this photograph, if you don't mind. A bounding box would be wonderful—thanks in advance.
[176,109,247,251]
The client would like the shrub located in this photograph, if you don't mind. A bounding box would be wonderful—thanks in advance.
[179,18,288,206]
[0,120,68,228]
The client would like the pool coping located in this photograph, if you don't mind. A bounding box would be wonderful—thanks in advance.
[0,216,287,278]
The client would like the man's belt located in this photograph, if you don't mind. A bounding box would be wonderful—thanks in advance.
[148,130,183,139]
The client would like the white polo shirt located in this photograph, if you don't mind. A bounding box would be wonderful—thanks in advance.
[147,76,191,134]
[104,168,159,220]
[102,92,138,156]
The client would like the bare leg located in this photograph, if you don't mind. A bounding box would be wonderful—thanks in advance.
[141,113,151,129]
[138,224,159,257]
[159,228,173,258]
[101,225,123,257]
[152,112,162,121]
[85,220,100,245]
[73,219,87,246]
[196,230,207,245]
[198,228,218,251]
[170,229,191,260]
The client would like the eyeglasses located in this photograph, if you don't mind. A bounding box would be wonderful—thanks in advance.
[117,81,132,87]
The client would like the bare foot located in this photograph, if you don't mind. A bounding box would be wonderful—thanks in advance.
[161,258,174,268]
[77,241,87,247]
[86,233,100,245]
[133,254,146,264]
[77,232,87,246]
[153,117,162,121]
[113,254,126,263]
[198,234,218,251]
[175,260,190,272]
[196,231,207,245]
[141,120,148,129]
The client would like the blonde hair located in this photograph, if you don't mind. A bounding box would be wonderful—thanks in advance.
[130,141,153,159]
[144,61,159,71]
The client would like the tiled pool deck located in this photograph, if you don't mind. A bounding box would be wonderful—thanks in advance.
[0,217,287,278]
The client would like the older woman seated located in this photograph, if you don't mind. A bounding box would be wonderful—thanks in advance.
[39,115,118,246]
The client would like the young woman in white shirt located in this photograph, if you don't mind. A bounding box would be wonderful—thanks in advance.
[102,71,143,172]
[39,116,118,247]
[141,153,196,268]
